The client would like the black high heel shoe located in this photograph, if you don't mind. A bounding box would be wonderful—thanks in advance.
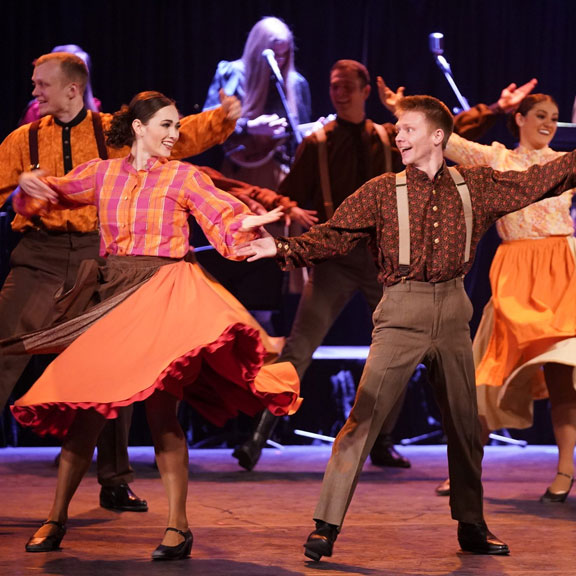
[151,527,193,561]
[540,472,574,503]
[25,520,67,553]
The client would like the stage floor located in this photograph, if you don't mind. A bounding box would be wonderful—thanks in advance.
[0,445,573,575]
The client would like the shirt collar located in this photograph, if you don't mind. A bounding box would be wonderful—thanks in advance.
[123,155,167,172]
[54,107,87,128]
[336,115,366,130]
[406,161,447,183]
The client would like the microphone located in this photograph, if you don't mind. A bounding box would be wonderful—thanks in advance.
[429,32,450,73]
[428,32,444,55]
[262,49,284,86]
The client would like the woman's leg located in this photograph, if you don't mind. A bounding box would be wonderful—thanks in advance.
[145,389,189,546]
[31,408,107,539]
[544,363,576,493]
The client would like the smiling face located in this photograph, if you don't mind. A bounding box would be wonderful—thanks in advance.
[32,60,73,118]
[395,110,443,168]
[516,100,559,150]
[133,105,180,158]
[329,67,370,123]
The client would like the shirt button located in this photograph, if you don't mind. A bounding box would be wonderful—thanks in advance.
[432,206,438,212]
[284,244,289,250]
[434,238,440,244]
[122,224,126,228]
[433,222,439,228]
[432,189,436,195]
[123,196,128,200]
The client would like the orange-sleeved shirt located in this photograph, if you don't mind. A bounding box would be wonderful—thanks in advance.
[0,107,236,233]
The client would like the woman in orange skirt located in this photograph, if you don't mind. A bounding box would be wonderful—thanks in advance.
[9,91,301,559]
[445,93,576,502]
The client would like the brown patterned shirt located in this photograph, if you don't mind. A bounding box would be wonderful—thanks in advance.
[275,152,576,286]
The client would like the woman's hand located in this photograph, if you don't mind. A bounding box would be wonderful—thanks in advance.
[246,114,288,137]
[18,170,58,203]
[234,235,278,262]
[377,77,405,114]
[219,89,242,122]
[239,206,284,231]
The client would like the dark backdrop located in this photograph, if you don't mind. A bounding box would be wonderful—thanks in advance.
[1,0,573,446]
[2,0,576,143]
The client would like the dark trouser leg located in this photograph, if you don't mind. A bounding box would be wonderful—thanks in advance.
[96,406,134,486]
[0,236,66,411]
[427,284,484,523]
[234,259,358,470]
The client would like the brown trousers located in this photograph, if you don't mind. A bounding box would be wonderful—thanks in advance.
[0,230,133,486]
[279,243,405,435]
[314,278,484,526]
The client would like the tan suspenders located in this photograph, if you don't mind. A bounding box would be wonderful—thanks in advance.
[395,167,473,277]
[315,122,393,220]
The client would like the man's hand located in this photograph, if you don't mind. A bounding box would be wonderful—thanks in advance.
[285,206,318,228]
[219,89,242,122]
[240,206,284,231]
[497,78,538,113]
[18,170,58,203]
[235,194,267,215]
[377,76,405,114]
[234,235,278,262]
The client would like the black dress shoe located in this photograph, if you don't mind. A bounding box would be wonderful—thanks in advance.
[25,520,66,553]
[303,520,339,562]
[369,443,411,468]
[458,521,510,555]
[152,527,193,561]
[100,483,148,512]
[232,441,261,471]
[232,410,279,471]
[540,472,574,503]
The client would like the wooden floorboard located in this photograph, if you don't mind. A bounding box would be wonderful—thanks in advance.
[0,445,574,575]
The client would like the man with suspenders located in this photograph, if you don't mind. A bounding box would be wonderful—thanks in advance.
[236,95,576,559]
[233,60,410,472]
[0,51,240,511]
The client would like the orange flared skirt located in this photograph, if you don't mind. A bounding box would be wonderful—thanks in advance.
[474,236,576,429]
[10,258,301,437]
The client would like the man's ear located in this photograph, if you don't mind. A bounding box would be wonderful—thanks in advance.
[67,82,81,100]
[363,83,371,101]
[433,128,444,146]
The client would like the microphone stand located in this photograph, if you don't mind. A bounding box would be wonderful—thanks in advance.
[429,33,470,113]
[269,72,302,164]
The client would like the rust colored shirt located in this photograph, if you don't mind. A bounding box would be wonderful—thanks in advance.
[278,117,403,222]
[0,106,236,233]
[275,153,576,286]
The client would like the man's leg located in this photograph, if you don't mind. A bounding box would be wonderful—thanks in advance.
[428,281,508,555]
[0,233,70,411]
[233,258,359,470]
[305,284,432,561]
[312,326,425,528]
[97,405,147,511]
[361,258,410,468]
